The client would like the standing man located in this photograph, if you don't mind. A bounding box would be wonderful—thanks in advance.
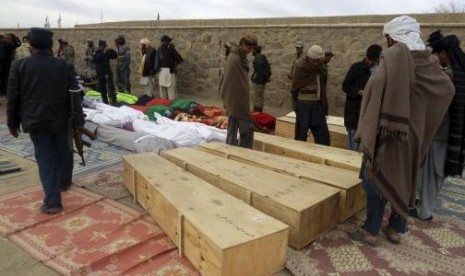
[139,37,157,97]
[157,35,184,100]
[7,27,82,214]
[251,45,271,112]
[57,39,75,65]
[291,45,330,145]
[92,40,118,105]
[349,16,454,246]
[289,41,304,110]
[413,33,465,221]
[342,44,382,151]
[84,39,96,80]
[221,33,257,148]
[0,33,21,96]
[115,35,131,93]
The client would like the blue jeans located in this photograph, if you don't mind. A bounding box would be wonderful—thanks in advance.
[30,131,73,207]
[362,179,407,235]
[347,128,360,151]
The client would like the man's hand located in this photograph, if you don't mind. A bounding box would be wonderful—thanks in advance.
[358,90,364,95]
[9,128,20,138]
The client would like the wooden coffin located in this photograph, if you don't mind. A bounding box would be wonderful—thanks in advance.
[254,132,362,172]
[162,148,340,249]
[123,153,289,276]
[198,142,364,221]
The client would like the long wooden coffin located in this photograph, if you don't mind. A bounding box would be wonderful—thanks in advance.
[162,148,340,249]
[123,153,289,276]
[198,142,364,221]
[275,113,348,149]
[254,132,362,172]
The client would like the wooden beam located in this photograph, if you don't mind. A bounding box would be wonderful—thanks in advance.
[162,148,340,249]
[123,153,288,276]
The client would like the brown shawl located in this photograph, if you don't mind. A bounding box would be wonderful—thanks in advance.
[356,43,454,218]
[221,45,251,121]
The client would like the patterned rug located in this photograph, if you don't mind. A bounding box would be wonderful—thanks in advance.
[430,177,465,221]
[286,211,465,276]
[444,176,465,196]
[0,186,199,275]
[0,123,130,177]
[74,164,131,200]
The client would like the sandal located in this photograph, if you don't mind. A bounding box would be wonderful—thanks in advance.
[382,226,400,244]
[348,228,378,247]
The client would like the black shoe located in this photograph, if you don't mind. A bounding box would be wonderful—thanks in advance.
[40,204,63,215]
[61,182,73,192]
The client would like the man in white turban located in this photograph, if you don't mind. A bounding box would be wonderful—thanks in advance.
[349,15,454,247]
[383,15,426,51]
[291,45,330,145]
[139,37,157,97]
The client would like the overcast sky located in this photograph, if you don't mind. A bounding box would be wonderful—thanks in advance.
[0,0,461,28]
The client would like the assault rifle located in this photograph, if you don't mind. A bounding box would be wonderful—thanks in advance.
[69,80,96,166]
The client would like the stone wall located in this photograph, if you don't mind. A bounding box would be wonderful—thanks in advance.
[2,14,465,115]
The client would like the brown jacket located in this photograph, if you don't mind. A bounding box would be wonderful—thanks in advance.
[221,45,251,121]
[356,43,454,217]
[292,57,328,114]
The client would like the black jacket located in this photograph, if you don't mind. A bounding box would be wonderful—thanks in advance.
[142,46,156,77]
[158,44,183,73]
[7,50,77,133]
[342,60,372,129]
[92,48,117,75]
[251,54,271,84]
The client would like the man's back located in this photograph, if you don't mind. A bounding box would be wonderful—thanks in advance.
[252,53,271,84]
[221,46,250,120]
[357,42,454,215]
[8,51,75,133]
[92,49,117,74]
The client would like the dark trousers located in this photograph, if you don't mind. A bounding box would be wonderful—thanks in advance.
[295,101,330,145]
[97,72,117,104]
[347,128,360,151]
[226,116,254,149]
[30,131,73,207]
[116,66,131,93]
[362,179,407,235]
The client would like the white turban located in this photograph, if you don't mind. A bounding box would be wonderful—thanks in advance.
[383,15,425,51]
[306,45,324,59]
[140,37,150,45]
